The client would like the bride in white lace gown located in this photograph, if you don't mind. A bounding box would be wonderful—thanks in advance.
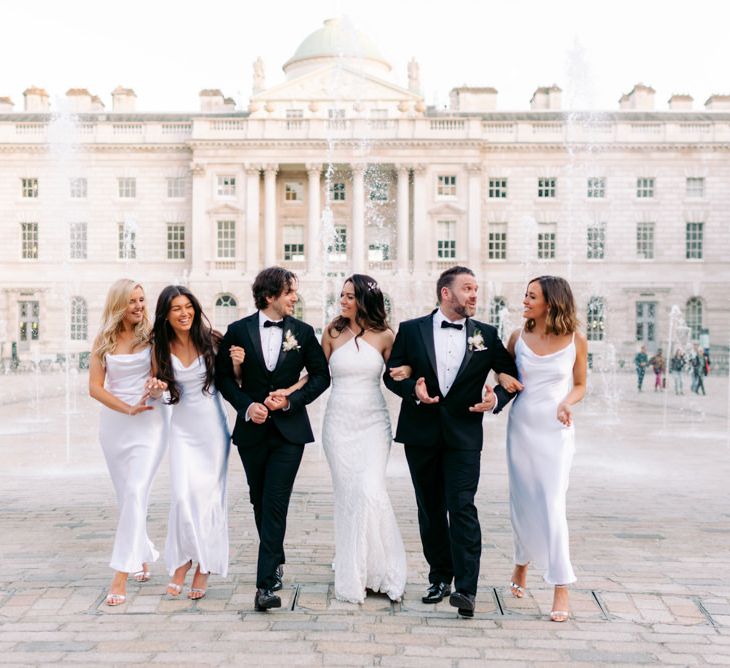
[320,275,407,604]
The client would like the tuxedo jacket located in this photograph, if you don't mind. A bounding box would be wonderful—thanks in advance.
[383,311,518,450]
[215,313,330,447]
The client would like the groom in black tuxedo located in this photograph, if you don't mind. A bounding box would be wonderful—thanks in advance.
[384,266,518,616]
[216,267,330,611]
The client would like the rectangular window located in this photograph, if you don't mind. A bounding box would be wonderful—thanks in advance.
[538,177,557,198]
[368,242,390,261]
[586,223,606,260]
[330,181,346,201]
[283,225,305,261]
[488,223,507,260]
[437,175,457,198]
[636,177,655,198]
[537,223,556,259]
[285,109,303,129]
[21,222,38,259]
[488,178,508,198]
[636,222,654,259]
[69,222,87,260]
[685,222,703,259]
[217,175,236,197]
[587,177,606,198]
[18,300,40,349]
[327,108,346,129]
[369,108,388,128]
[118,177,136,198]
[686,177,705,198]
[437,220,456,259]
[216,220,235,258]
[328,225,347,261]
[118,223,136,259]
[70,297,87,341]
[21,178,39,198]
[166,223,186,260]
[369,180,389,201]
[284,181,304,202]
[167,177,186,198]
[69,177,87,198]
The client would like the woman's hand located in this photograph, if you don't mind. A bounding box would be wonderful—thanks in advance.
[557,402,573,427]
[497,373,524,393]
[388,365,413,382]
[230,345,246,366]
[145,377,167,399]
[127,392,154,416]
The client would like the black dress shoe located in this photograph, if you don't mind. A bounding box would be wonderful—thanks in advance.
[272,565,284,592]
[254,588,281,611]
[449,591,476,616]
[422,582,451,604]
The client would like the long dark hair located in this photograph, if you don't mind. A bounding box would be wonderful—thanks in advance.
[152,285,219,404]
[328,274,390,347]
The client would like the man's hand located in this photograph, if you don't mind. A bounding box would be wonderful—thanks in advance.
[414,377,439,404]
[264,393,290,412]
[469,384,496,413]
[248,402,269,424]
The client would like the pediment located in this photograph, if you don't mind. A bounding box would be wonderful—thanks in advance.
[252,65,421,103]
[428,202,466,216]
[206,203,242,215]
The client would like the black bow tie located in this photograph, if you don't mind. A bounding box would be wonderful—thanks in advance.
[264,320,284,329]
[441,321,463,330]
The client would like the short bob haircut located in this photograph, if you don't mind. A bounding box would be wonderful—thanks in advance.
[525,275,579,336]
[252,266,298,311]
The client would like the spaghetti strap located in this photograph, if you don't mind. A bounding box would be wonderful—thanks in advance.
[571,332,576,344]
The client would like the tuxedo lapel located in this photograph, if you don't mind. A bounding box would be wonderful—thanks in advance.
[453,318,475,382]
[418,313,438,380]
[273,317,293,373]
[245,314,268,373]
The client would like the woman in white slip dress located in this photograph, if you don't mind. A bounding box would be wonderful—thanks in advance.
[317,275,408,603]
[503,276,587,622]
[152,285,230,600]
[89,279,168,606]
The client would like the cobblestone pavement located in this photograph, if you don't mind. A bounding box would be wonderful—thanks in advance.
[1,370,729,666]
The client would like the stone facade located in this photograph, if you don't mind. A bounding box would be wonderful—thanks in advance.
[0,18,728,369]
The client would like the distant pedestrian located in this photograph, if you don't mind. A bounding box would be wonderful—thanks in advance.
[650,349,665,392]
[670,349,686,395]
[690,345,706,396]
[635,346,649,392]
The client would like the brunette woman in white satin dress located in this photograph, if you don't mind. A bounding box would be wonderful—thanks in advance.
[89,279,168,606]
[502,276,587,622]
[319,275,407,603]
[152,285,230,600]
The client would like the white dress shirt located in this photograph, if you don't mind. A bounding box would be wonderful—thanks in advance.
[433,309,467,396]
[259,310,284,372]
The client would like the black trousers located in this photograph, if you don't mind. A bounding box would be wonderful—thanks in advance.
[404,441,482,596]
[238,425,304,589]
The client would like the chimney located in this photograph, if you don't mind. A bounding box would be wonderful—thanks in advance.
[23,86,50,112]
[704,94,730,110]
[449,86,498,112]
[90,95,105,112]
[199,89,225,112]
[619,83,655,110]
[0,96,14,112]
[530,85,562,110]
[112,86,136,112]
[668,94,693,110]
[66,88,93,112]
[223,97,237,112]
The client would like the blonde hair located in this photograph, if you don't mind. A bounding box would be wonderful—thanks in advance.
[93,279,151,364]
[524,275,579,336]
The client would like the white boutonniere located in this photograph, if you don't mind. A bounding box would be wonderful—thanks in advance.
[282,329,301,352]
[468,329,487,352]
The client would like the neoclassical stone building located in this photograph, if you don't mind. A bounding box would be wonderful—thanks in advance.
[1,17,728,367]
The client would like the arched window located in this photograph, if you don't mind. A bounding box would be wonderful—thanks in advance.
[685,297,702,340]
[294,295,304,320]
[70,296,87,341]
[488,297,507,337]
[586,297,605,341]
[214,294,238,329]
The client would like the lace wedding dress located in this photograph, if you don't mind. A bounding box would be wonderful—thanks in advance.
[322,336,407,603]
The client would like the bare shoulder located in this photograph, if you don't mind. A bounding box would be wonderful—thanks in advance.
[507,328,522,354]
[379,328,395,344]
[574,330,588,352]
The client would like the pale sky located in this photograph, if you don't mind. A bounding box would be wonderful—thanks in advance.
[1,0,728,113]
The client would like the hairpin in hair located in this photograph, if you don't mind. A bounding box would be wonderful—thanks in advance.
[367,280,378,291]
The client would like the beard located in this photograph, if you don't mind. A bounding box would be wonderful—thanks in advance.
[451,300,476,318]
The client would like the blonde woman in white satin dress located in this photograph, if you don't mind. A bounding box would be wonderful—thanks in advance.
[89,279,168,606]
[152,285,230,600]
[503,275,587,622]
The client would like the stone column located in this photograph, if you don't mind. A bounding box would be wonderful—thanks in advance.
[189,162,207,278]
[306,163,322,274]
[244,165,261,274]
[351,163,366,273]
[466,163,482,269]
[263,164,278,267]
[411,164,427,273]
[396,165,410,273]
